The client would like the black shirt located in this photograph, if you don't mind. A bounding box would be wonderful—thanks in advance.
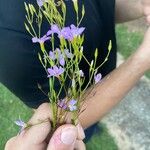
[0,0,116,108]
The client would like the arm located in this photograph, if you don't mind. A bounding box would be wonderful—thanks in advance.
[79,27,150,129]
[115,0,150,23]
[115,0,143,23]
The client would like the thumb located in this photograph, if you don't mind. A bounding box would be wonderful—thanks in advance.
[47,124,77,150]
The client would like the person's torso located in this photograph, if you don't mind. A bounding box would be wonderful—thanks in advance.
[0,0,116,107]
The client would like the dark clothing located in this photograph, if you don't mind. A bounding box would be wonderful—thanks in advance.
[0,0,116,140]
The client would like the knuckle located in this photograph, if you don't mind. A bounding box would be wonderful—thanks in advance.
[37,103,49,111]
[35,102,52,119]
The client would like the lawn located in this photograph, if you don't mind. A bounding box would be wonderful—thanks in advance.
[116,24,150,78]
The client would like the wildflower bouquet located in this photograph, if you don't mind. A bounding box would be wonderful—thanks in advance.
[17,0,111,133]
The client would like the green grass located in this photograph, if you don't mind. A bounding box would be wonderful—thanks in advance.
[116,24,150,78]
[0,83,117,149]
[0,83,32,149]
[86,124,118,150]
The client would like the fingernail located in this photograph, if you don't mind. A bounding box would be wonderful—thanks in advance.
[77,124,85,140]
[61,127,76,145]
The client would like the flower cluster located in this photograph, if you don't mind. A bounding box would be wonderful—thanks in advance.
[49,48,73,66]
[47,65,64,78]
[58,99,77,111]
[32,24,85,44]
[23,0,111,132]
[47,24,85,41]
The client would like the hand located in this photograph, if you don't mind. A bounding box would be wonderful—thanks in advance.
[141,0,150,24]
[5,103,85,150]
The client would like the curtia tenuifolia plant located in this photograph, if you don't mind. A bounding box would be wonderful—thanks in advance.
[15,0,112,133]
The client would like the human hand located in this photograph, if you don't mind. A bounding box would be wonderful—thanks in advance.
[141,0,150,24]
[5,103,85,150]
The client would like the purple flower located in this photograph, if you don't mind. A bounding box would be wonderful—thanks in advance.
[94,73,102,84]
[32,37,39,43]
[59,54,65,66]
[59,25,85,40]
[15,119,27,133]
[68,99,77,111]
[47,24,85,41]
[47,24,60,36]
[58,99,78,111]
[51,24,60,34]
[59,27,73,41]
[55,48,61,56]
[47,65,64,77]
[64,49,74,59]
[57,99,67,110]
[49,48,65,66]
[79,70,84,77]
[49,51,56,60]
[32,35,51,44]
[37,0,47,7]
[70,24,85,37]
[46,30,53,36]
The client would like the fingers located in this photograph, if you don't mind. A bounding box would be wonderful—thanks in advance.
[47,124,77,150]
[5,137,17,150]
[76,124,85,140]
[23,103,52,144]
[75,140,86,150]
[146,15,150,24]
[28,103,52,123]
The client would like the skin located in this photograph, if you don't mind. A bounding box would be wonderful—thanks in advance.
[5,103,85,150]
[115,0,150,23]
[5,0,150,149]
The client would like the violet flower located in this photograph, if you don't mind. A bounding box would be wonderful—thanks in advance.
[15,119,27,133]
[49,51,56,60]
[64,49,74,59]
[47,65,64,77]
[32,35,51,44]
[59,27,73,41]
[68,99,77,111]
[51,24,61,34]
[37,0,47,7]
[47,24,60,36]
[46,30,53,36]
[59,25,85,41]
[49,49,65,66]
[58,99,77,111]
[59,54,65,66]
[57,99,67,110]
[70,24,85,37]
[55,48,61,57]
[94,73,102,84]
[47,24,85,41]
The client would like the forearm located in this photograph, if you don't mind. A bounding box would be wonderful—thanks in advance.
[79,49,148,129]
[115,0,143,23]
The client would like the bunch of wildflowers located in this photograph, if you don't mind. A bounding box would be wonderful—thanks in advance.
[17,0,112,132]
